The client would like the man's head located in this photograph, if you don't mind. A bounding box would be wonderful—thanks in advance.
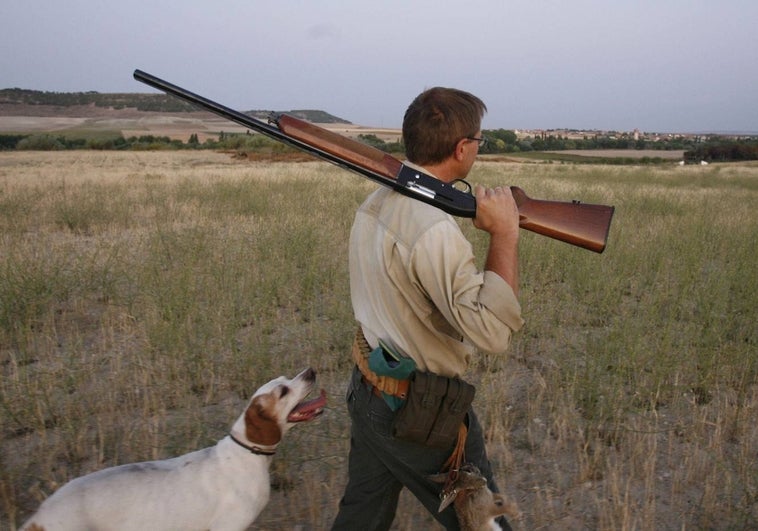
[402,87,487,166]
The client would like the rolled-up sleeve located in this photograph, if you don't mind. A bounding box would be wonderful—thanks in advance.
[410,220,524,355]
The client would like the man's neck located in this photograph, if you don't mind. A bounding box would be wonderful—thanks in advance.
[406,159,460,184]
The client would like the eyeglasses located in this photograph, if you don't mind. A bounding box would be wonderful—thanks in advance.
[466,136,487,147]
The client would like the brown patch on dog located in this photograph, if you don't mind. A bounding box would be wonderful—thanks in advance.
[25,524,46,531]
[244,394,282,446]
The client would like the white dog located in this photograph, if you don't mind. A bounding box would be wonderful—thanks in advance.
[22,368,326,531]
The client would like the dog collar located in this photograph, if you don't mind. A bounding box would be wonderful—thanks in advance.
[229,434,277,456]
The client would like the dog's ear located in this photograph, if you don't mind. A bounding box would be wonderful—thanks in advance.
[245,394,282,446]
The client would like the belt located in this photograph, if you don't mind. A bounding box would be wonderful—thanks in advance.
[351,328,410,399]
[361,375,386,398]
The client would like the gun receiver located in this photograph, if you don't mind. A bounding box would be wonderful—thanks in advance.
[133,69,614,252]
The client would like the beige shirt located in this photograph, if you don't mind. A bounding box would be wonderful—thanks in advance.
[349,182,524,378]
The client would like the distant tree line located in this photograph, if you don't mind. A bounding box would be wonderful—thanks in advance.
[2,129,757,163]
[683,138,758,163]
[0,88,198,112]
[0,133,184,151]
[0,131,303,153]
[480,129,699,153]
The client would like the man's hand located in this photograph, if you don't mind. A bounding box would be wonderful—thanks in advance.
[473,185,520,296]
[473,186,520,239]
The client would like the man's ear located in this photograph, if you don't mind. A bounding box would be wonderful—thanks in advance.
[453,138,468,161]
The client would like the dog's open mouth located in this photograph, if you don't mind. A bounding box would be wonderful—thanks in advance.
[287,389,327,422]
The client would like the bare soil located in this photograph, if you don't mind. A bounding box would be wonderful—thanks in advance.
[0,104,402,143]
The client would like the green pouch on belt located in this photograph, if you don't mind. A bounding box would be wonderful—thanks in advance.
[391,372,475,448]
[368,340,415,411]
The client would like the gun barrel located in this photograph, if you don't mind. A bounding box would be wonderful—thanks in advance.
[133,70,280,139]
[133,69,399,190]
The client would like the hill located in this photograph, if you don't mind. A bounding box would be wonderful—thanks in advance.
[0,88,351,124]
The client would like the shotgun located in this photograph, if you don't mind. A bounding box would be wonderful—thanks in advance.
[133,69,615,253]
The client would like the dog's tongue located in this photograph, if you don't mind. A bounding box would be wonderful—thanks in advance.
[288,389,327,422]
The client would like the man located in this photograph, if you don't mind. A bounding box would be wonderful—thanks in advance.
[332,87,524,530]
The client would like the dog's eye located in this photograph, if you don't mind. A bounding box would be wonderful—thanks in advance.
[279,386,290,398]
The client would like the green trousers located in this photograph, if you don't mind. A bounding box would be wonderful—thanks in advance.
[331,366,512,531]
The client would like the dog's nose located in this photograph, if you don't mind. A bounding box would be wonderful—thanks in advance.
[303,368,316,381]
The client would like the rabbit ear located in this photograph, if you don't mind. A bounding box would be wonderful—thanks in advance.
[438,489,458,512]
[427,473,448,484]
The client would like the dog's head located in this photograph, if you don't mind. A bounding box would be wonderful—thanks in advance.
[230,368,326,454]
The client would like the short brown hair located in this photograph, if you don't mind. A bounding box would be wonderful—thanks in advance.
[402,87,487,165]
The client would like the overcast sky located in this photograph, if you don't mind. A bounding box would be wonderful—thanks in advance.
[3,0,757,133]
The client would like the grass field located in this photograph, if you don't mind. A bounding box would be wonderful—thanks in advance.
[1,151,756,530]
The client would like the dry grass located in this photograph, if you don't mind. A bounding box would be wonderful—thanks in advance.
[1,152,757,530]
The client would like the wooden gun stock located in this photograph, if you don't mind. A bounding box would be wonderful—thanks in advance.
[510,187,614,253]
[133,69,615,253]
